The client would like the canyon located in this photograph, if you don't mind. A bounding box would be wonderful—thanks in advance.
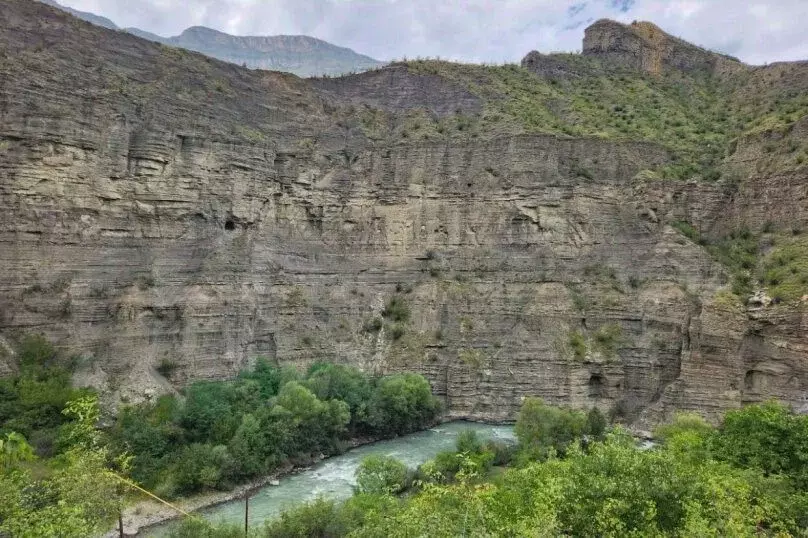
[1,0,806,427]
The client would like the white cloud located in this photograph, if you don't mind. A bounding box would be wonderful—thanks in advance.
[57,0,808,65]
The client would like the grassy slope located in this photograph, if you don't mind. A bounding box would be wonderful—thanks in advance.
[359,55,808,302]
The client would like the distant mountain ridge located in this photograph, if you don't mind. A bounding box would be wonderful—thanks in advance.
[39,0,118,29]
[37,0,384,77]
[131,26,384,77]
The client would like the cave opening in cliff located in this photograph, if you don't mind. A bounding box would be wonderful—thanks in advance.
[588,374,606,399]
[224,219,236,231]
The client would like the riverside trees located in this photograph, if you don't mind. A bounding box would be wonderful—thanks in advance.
[194,400,808,538]
[111,360,441,497]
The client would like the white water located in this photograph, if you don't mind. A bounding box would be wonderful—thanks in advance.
[144,421,514,536]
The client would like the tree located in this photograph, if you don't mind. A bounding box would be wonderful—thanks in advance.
[180,382,238,443]
[349,431,799,537]
[227,414,266,479]
[515,398,585,459]
[712,401,808,489]
[170,443,232,494]
[275,382,350,454]
[653,412,713,462]
[456,429,483,454]
[0,432,35,470]
[112,397,182,487]
[305,363,372,428]
[355,455,408,495]
[366,374,439,436]
[239,357,283,398]
[0,334,83,456]
[584,407,608,440]
[0,396,124,537]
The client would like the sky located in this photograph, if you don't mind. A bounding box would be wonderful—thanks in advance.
[56,0,808,65]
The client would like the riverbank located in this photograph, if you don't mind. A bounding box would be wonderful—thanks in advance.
[107,435,381,537]
[112,417,522,537]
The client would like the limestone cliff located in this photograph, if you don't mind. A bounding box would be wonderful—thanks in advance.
[1,0,806,425]
[582,18,744,76]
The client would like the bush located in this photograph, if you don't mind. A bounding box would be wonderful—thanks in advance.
[156,357,179,377]
[671,220,702,243]
[382,296,410,323]
[366,374,440,436]
[584,407,607,440]
[263,498,344,538]
[486,439,515,466]
[592,323,623,358]
[456,429,483,454]
[568,331,587,360]
[515,398,585,460]
[712,401,808,490]
[355,455,408,495]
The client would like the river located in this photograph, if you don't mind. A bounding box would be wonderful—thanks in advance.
[144,421,515,536]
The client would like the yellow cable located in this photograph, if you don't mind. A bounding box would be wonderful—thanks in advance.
[106,471,199,519]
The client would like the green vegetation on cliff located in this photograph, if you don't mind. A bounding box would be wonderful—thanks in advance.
[671,222,808,301]
[0,335,91,456]
[356,56,805,184]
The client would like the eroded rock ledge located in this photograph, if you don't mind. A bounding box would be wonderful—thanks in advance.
[1,0,806,426]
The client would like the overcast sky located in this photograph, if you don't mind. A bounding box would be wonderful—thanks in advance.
[57,0,808,65]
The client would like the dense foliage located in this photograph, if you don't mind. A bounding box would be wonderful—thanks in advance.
[0,396,124,537]
[515,397,606,461]
[0,335,89,456]
[4,334,807,537]
[355,454,409,495]
[175,400,808,538]
[110,360,440,497]
[0,336,441,535]
[419,429,513,485]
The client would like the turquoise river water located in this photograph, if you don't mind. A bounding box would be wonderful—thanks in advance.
[144,421,515,536]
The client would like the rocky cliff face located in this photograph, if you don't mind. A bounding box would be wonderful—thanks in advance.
[582,19,743,76]
[1,0,806,424]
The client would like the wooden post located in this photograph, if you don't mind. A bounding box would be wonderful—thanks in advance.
[244,494,249,535]
[118,511,124,538]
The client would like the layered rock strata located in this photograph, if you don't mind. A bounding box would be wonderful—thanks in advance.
[1,0,806,424]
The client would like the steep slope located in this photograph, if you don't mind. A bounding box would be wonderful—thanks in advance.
[37,0,383,77]
[1,0,806,425]
[37,0,118,30]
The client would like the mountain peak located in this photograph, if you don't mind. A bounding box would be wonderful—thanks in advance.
[582,18,743,75]
[35,1,382,77]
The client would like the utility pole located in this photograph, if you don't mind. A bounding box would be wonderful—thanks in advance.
[244,493,249,535]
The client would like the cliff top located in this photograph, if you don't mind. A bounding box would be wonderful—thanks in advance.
[582,18,744,75]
